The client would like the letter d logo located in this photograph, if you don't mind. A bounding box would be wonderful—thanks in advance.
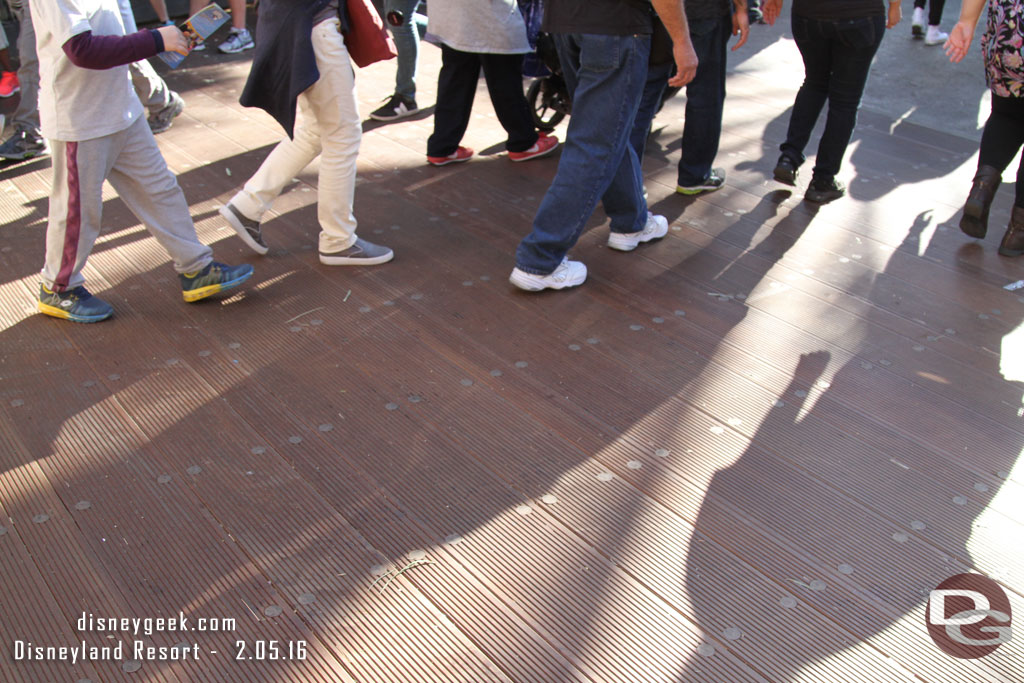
[927,574,1012,659]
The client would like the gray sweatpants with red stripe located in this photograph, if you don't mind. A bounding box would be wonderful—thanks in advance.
[42,117,212,292]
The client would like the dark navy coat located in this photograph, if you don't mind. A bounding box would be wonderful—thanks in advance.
[240,0,348,138]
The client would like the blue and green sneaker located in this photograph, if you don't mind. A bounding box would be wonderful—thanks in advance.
[38,284,114,323]
[180,261,254,302]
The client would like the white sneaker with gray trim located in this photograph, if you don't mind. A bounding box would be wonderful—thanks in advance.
[509,258,587,292]
[607,213,669,252]
[219,28,254,54]
[319,238,394,265]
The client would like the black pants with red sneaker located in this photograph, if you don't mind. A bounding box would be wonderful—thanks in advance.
[427,43,538,158]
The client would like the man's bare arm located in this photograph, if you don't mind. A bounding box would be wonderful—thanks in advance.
[651,0,699,86]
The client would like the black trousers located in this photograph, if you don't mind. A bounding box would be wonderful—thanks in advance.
[781,13,885,179]
[979,93,1024,207]
[427,44,538,157]
[913,0,945,26]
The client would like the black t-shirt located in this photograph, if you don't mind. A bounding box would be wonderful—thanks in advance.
[686,0,732,22]
[542,0,654,36]
[792,0,886,19]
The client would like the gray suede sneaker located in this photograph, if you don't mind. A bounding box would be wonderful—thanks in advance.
[148,91,185,134]
[219,202,269,255]
[319,238,394,265]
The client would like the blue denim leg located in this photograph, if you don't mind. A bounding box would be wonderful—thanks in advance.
[677,15,731,186]
[385,0,426,99]
[515,33,651,275]
[630,61,673,164]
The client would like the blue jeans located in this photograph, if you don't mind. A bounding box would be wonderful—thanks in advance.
[781,13,885,179]
[677,14,731,186]
[630,61,673,165]
[385,0,426,99]
[515,33,651,275]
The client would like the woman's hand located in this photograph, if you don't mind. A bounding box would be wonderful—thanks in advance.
[944,21,976,62]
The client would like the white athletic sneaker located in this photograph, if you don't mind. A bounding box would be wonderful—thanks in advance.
[219,28,254,54]
[509,258,587,292]
[925,25,949,46]
[911,7,926,37]
[607,213,669,252]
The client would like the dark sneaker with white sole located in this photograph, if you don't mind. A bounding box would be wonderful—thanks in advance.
[804,177,846,203]
[319,238,394,265]
[180,262,254,302]
[38,284,114,323]
[677,168,726,195]
[0,127,50,160]
[369,94,418,121]
[220,202,269,255]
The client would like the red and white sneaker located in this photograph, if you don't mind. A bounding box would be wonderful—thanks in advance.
[427,146,474,167]
[508,133,559,162]
[0,71,20,98]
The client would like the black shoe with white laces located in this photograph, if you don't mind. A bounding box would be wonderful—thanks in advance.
[369,94,418,122]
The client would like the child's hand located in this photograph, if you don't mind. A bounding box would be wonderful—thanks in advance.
[157,25,190,55]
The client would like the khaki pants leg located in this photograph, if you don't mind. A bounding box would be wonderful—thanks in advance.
[231,19,362,253]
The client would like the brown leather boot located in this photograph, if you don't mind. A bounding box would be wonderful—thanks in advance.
[998,204,1024,256]
[960,165,1002,238]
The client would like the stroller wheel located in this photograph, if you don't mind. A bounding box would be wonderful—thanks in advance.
[527,78,569,132]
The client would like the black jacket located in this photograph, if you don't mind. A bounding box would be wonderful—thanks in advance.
[240,0,344,137]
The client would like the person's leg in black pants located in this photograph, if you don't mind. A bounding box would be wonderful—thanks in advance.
[979,95,1024,254]
[677,14,731,189]
[427,44,482,158]
[811,14,885,182]
[960,95,1024,239]
[479,53,538,153]
[780,15,832,169]
[979,94,1024,204]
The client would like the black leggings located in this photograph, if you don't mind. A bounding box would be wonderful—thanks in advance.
[978,94,1024,207]
[913,0,946,26]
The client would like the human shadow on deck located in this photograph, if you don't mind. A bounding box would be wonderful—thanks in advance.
[677,218,1023,681]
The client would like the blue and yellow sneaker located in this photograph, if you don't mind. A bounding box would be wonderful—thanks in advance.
[180,261,254,303]
[38,284,114,323]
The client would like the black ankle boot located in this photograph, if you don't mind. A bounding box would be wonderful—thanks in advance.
[998,204,1024,256]
[960,165,1002,238]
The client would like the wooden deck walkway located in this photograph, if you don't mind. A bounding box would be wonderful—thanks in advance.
[1,20,1022,683]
